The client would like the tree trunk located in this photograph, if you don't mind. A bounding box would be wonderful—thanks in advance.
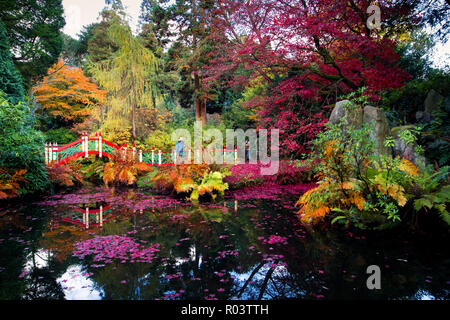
[194,72,202,123]
[194,72,206,125]
[130,64,136,142]
[201,98,206,125]
[132,102,136,142]
[192,0,206,125]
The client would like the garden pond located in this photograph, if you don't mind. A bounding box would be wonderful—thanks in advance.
[0,184,448,300]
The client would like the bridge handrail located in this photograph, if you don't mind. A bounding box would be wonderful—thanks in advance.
[45,133,240,166]
[102,139,120,150]
[56,138,83,152]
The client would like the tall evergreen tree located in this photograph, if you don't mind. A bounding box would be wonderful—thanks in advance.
[140,0,215,124]
[0,0,65,88]
[86,10,121,65]
[0,21,24,104]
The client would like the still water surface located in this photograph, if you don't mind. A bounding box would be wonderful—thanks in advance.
[0,185,448,300]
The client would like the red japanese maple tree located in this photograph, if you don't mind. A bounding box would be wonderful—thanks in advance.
[204,0,414,156]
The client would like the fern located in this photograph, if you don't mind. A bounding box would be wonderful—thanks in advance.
[193,171,229,201]
[103,149,151,187]
[149,165,229,202]
[82,159,105,181]
[136,169,159,188]
[413,184,450,225]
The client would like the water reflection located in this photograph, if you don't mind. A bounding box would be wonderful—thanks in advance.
[54,200,240,230]
[57,265,102,300]
[0,187,448,300]
[57,204,113,229]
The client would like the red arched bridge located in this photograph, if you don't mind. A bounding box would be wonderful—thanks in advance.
[45,132,238,166]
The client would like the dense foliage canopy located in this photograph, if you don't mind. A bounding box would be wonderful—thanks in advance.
[0,0,65,87]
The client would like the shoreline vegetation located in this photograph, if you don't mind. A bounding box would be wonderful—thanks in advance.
[1,149,448,235]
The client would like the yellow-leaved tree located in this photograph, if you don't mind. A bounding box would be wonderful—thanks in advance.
[88,14,159,142]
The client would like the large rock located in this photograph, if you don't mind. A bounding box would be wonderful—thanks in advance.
[415,110,432,123]
[417,89,445,123]
[391,125,426,167]
[424,89,444,114]
[329,100,391,157]
[329,100,363,127]
[363,106,391,157]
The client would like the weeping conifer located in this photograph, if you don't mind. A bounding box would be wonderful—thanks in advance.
[88,15,158,142]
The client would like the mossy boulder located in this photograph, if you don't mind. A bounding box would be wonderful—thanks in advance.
[329,100,391,157]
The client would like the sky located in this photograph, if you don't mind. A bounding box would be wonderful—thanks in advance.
[62,0,449,69]
[62,0,142,37]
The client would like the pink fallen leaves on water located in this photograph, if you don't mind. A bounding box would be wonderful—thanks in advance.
[72,235,160,265]
[226,183,316,201]
[217,249,239,259]
[266,235,288,245]
[165,272,182,280]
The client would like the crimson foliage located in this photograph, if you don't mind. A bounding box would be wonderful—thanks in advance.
[204,0,413,156]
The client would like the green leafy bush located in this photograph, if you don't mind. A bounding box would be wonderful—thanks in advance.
[44,127,77,145]
[189,171,229,201]
[149,164,229,202]
[136,169,160,188]
[144,129,176,151]
[74,155,107,184]
[381,70,450,167]
[0,92,49,195]
[420,102,450,167]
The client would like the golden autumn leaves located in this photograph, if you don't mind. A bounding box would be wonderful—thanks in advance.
[296,140,419,225]
[32,60,106,122]
[103,150,152,187]
[0,167,27,199]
